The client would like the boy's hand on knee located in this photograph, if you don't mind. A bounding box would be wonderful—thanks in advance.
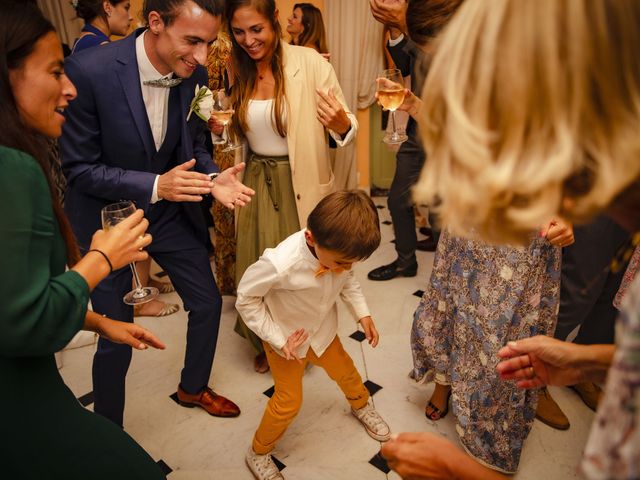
[282,328,308,363]
[359,316,379,348]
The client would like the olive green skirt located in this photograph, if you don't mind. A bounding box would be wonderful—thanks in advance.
[235,153,300,353]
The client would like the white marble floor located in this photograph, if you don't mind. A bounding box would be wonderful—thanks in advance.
[59,199,594,479]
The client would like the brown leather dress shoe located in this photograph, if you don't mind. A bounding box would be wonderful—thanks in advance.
[570,382,602,411]
[177,386,241,417]
[535,387,569,430]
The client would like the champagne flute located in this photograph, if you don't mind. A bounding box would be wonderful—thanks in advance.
[377,69,408,145]
[211,89,242,152]
[101,201,158,306]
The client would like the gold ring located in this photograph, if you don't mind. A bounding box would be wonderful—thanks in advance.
[529,366,535,378]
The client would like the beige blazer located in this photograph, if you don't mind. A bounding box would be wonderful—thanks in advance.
[237,43,358,227]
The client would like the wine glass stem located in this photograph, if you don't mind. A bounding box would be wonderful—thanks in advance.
[223,124,230,145]
[391,110,398,137]
[130,263,144,292]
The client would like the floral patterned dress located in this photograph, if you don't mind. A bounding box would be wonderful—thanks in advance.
[206,32,236,295]
[411,230,561,473]
[581,269,640,479]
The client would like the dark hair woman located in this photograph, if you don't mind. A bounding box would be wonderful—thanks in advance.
[286,3,328,54]
[0,2,165,478]
[224,0,356,373]
[71,0,133,54]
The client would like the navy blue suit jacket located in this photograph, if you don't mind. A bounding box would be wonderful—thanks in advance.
[60,29,216,248]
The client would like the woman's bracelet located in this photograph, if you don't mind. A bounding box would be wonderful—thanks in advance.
[87,249,113,274]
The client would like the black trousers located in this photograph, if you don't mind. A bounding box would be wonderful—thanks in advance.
[387,121,438,267]
[554,214,630,344]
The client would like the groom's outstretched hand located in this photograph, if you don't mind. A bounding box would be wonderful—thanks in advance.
[158,159,214,202]
[212,162,255,209]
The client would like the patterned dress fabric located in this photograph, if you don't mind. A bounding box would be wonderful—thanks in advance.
[206,32,236,295]
[614,246,640,310]
[581,275,640,479]
[411,230,561,473]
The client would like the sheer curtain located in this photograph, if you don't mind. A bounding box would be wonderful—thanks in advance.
[325,0,383,189]
[37,0,83,48]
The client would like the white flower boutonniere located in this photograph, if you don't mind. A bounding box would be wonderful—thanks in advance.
[187,84,214,122]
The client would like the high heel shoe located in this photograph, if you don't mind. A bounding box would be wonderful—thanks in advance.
[425,389,452,421]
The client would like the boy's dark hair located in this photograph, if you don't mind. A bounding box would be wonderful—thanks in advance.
[307,190,381,260]
[143,0,224,26]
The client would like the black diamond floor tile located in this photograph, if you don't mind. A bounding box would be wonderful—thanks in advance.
[364,380,383,396]
[169,392,179,404]
[77,391,94,407]
[349,330,366,342]
[263,385,275,398]
[272,455,286,471]
[381,220,392,225]
[413,290,425,298]
[156,460,173,475]
[369,451,390,473]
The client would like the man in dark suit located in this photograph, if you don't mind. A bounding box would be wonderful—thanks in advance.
[60,0,252,427]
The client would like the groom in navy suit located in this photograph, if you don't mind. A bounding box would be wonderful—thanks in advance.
[60,0,252,427]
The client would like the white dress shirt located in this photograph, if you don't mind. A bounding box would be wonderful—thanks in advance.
[136,30,173,203]
[236,230,371,359]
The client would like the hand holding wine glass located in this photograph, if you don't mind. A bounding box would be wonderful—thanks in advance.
[101,201,157,305]
[377,69,408,144]
[211,89,242,152]
[89,208,151,269]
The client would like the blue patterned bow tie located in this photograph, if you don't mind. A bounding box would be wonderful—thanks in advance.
[143,77,182,88]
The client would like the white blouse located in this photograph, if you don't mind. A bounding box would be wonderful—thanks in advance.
[245,99,289,156]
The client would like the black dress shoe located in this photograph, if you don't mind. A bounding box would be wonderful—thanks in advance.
[417,237,438,252]
[419,226,433,237]
[367,261,418,281]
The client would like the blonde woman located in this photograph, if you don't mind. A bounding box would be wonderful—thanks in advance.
[382,0,640,479]
[224,0,357,373]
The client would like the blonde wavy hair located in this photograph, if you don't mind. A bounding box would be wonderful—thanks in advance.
[414,0,640,244]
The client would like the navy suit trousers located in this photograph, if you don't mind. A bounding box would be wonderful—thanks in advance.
[90,202,221,427]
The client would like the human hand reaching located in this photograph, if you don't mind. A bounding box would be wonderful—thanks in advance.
[359,316,379,347]
[158,159,213,202]
[316,88,350,136]
[281,328,309,363]
[369,0,408,33]
[541,218,574,248]
[496,335,610,389]
[211,162,255,209]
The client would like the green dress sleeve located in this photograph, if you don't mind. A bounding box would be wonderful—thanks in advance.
[0,147,89,357]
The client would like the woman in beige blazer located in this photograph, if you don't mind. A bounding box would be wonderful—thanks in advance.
[224,0,357,372]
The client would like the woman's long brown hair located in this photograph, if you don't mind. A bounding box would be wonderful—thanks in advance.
[226,0,287,139]
[1,1,81,266]
[292,3,328,54]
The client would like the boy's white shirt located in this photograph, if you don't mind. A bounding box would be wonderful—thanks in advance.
[236,229,371,359]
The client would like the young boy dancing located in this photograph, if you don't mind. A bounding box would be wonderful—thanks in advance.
[237,190,391,480]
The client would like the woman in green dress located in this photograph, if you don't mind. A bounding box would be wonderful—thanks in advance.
[0,2,166,478]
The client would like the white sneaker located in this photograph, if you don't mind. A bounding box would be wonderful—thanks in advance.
[246,447,285,480]
[351,403,391,441]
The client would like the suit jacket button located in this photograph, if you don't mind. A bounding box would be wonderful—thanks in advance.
[296,194,301,200]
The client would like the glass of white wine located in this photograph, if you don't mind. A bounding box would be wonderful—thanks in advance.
[377,69,408,145]
[101,201,158,306]
[212,89,242,152]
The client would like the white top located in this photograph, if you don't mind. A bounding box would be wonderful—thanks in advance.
[236,229,370,358]
[388,33,405,47]
[136,30,174,203]
[245,99,289,156]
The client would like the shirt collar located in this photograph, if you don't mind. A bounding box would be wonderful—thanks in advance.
[300,229,321,265]
[136,30,173,82]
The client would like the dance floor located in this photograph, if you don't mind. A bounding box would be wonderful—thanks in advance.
[60,199,593,479]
